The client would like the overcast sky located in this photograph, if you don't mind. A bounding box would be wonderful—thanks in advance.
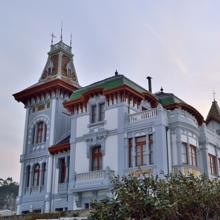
[1,0,220,182]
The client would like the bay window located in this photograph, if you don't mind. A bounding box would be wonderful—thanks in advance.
[128,134,153,168]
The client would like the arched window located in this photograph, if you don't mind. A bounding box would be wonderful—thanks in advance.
[32,121,47,144]
[32,164,40,186]
[41,163,46,186]
[25,165,30,187]
[91,146,102,171]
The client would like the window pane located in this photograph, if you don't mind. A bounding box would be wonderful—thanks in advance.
[209,154,217,176]
[91,105,96,123]
[59,158,66,183]
[99,103,105,121]
[91,146,102,171]
[190,145,197,166]
[135,136,146,166]
[148,134,153,165]
[128,138,132,167]
[182,143,188,164]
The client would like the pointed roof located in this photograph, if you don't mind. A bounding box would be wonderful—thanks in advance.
[14,40,80,105]
[206,100,220,124]
[39,40,80,88]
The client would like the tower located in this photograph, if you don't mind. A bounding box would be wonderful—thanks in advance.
[13,39,80,214]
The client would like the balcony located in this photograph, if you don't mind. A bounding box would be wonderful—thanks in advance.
[73,169,114,192]
[129,109,157,123]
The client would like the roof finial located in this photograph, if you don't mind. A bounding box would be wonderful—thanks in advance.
[70,34,72,47]
[115,69,118,76]
[160,87,164,93]
[60,21,63,42]
[51,32,56,45]
[213,90,216,101]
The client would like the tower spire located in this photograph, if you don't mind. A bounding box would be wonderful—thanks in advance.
[60,21,63,42]
[70,34,72,47]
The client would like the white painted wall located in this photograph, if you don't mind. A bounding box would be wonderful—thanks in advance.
[180,134,187,143]
[208,144,216,155]
[105,108,118,130]
[103,135,118,172]
[76,115,89,137]
[188,136,197,146]
[75,142,89,173]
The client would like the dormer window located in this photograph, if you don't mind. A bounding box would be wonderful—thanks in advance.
[67,68,72,76]
[91,105,97,123]
[48,67,52,75]
[90,102,105,124]
[99,103,105,121]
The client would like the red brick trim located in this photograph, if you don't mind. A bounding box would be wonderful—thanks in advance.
[48,143,70,155]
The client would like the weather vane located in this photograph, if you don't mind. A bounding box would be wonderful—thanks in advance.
[51,32,56,45]
[213,90,216,101]
[60,21,63,42]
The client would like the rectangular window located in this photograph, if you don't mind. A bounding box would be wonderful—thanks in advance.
[209,154,217,176]
[190,145,197,166]
[182,143,188,164]
[128,138,132,168]
[91,105,97,123]
[148,134,153,165]
[135,136,146,166]
[99,103,105,121]
[91,146,102,171]
[41,163,46,186]
[59,158,66,183]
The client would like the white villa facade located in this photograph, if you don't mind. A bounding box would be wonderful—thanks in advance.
[14,39,220,214]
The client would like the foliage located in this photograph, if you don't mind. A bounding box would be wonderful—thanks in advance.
[90,173,220,220]
[0,177,19,211]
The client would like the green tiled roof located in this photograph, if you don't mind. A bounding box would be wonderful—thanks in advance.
[69,75,148,101]
[155,92,185,106]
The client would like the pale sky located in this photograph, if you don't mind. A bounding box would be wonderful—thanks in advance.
[1,0,220,182]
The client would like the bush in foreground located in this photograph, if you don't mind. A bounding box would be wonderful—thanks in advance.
[90,174,220,220]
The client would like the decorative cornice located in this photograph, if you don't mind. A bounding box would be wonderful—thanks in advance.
[164,102,204,126]
[64,84,158,113]
[48,143,70,155]
[13,79,78,105]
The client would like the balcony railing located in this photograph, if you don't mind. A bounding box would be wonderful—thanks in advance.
[74,169,114,191]
[129,109,157,123]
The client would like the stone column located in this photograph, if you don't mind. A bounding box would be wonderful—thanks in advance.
[16,161,25,215]
[45,98,56,212]
[39,163,43,192]
[146,134,149,165]
[45,156,53,213]
[29,164,33,191]
[65,156,69,183]
[132,136,136,167]
[215,145,219,176]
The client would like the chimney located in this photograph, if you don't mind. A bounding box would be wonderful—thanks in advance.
[146,76,152,92]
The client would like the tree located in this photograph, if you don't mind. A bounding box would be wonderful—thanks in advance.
[0,177,19,210]
[90,174,220,220]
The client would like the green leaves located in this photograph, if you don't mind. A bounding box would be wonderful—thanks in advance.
[0,177,18,211]
[90,174,220,220]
